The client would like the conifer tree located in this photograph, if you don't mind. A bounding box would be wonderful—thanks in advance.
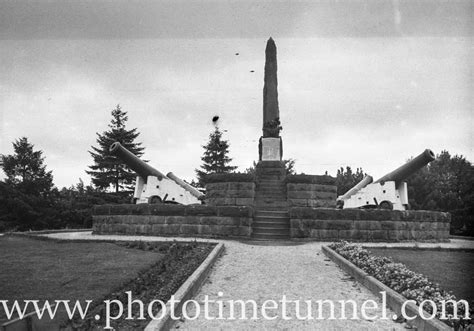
[0,137,54,196]
[87,105,144,192]
[335,166,366,196]
[195,126,237,186]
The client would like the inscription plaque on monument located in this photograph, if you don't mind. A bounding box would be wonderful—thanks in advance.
[261,138,281,161]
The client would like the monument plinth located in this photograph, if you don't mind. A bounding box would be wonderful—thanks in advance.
[259,37,282,161]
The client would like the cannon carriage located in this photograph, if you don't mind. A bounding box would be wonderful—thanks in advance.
[337,149,435,210]
[109,142,204,205]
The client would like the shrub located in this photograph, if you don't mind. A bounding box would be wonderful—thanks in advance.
[204,173,254,183]
[328,241,472,327]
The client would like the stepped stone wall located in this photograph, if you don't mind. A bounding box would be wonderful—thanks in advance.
[92,204,253,238]
[286,183,337,208]
[205,182,255,206]
[286,174,337,208]
[92,201,450,242]
[290,207,450,242]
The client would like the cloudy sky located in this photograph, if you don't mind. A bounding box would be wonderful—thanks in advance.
[0,0,472,188]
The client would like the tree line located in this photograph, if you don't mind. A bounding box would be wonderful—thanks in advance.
[1,105,472,236]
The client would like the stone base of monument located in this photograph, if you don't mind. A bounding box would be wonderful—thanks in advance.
[289,208,451,241]
[91,166,450,242]
[92,204,450,242]
[91,165,450,242]
[92,204,253,238]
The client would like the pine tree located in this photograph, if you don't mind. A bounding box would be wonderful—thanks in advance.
[335,166,365,196]
[195,127,237,186]
[87,105,144,192]
[0,137,54,196]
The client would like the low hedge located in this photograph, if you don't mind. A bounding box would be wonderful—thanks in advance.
[328,241,472,328]
[204,173,254,183]
[286,174,336,185]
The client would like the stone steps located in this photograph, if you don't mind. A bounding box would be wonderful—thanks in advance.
[252,227,289,235]
[255,200,288,207]
[256,185,286,190]
[256,193,285,197]
[252,161,290,240]
[255,210,289,217]
[256,189,286,193]
[256,180,286,189]
[257,176,285,181]
[255,193,286,198]
[253,220,289,230]
[254,205,289,211]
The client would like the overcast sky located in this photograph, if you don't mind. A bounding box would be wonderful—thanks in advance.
[0,0,472,189]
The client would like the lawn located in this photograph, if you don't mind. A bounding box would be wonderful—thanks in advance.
[0,235,163,324]
[0,235,214,329]
[369,248,474,302]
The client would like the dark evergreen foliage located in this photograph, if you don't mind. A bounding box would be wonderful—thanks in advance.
[204,173,254,183]
[195,127,237,186]
[245,159,296,176]
[406,150,473,235]
[335,166,365,196]
[0,137,57,230]
[87,105,144,192]
[0,134,134,231]
[285,174,336,185]
[0,137,54,196]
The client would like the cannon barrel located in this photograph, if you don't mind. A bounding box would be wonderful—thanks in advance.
[109,142,166,180]
[167,172,204,199]
[339,175,373,201]
[375,149,435,185]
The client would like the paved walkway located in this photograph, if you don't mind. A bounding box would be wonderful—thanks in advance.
[172,240,407,330]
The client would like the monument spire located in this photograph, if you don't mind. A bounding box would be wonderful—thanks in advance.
[262,37,280,137]
[259,37,282,161]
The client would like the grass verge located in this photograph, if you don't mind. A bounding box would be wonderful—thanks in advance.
[369,248,474,302]
[0,236,214,330]
[0,235,163,325]
[329,241,472,329]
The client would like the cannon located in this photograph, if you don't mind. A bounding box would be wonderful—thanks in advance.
[337,149,435,210]
[109,142,204,205]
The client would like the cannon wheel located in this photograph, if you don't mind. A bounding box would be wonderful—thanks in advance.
[379,201,393,210]
[148,196,162,204]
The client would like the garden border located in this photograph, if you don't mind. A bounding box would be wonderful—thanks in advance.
[322,245,451,331]
[6,228,92,235]
[361,244,474,252]
[0,234,222,330]
[144,242,225,331]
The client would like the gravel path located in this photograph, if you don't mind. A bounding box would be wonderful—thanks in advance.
[173,240,405,330]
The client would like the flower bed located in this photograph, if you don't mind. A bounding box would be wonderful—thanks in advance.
[65,241,214,330]
[328,241,472,328]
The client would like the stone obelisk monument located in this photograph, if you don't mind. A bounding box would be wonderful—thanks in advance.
[259,37,283,161]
